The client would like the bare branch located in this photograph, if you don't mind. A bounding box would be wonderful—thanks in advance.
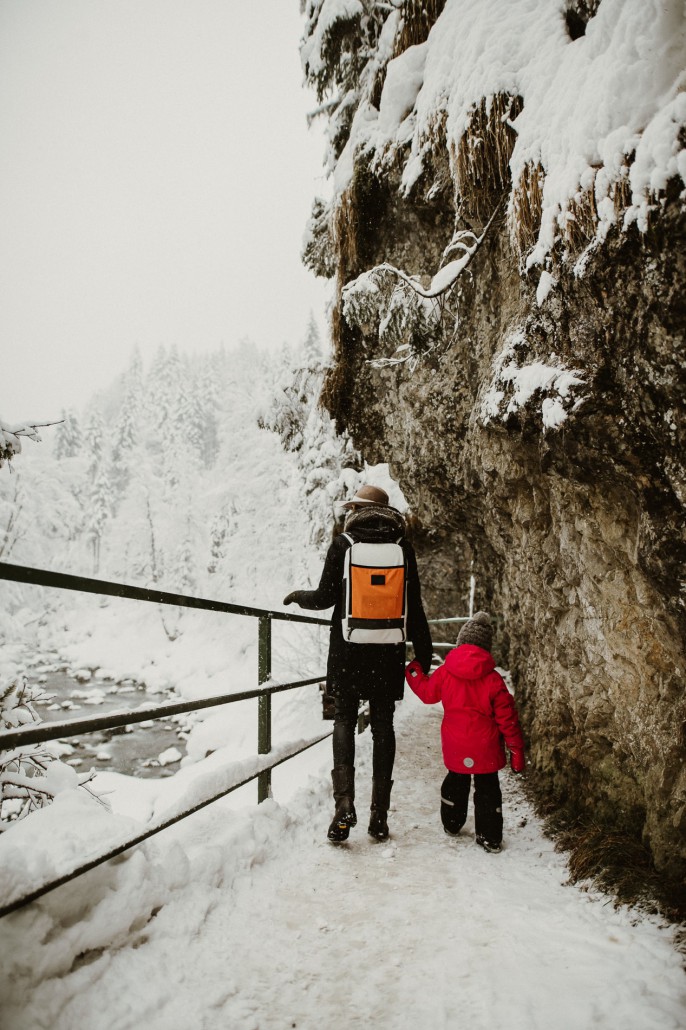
[342,203,503,373]
[4,419,64,444]
[0,775,55,799]
[1,416,64,469]
[371,202,502,300]
[306,97,341,125]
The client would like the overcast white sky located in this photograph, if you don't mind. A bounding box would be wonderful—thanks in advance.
[0,0,332,423]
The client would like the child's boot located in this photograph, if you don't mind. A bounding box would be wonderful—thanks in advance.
[441,782,468,837]
[474,773,503,850]
[476,834,502,853]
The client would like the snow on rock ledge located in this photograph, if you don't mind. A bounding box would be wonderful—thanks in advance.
[321,0,685,261]
[481,330,586,431]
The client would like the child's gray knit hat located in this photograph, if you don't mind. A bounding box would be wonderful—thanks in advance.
[456,611,493,651]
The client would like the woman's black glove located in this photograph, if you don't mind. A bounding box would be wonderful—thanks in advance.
[283,591,302,606]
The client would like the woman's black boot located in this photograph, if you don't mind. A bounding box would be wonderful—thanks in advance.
[327,765,357,842]
[368,778,393,840]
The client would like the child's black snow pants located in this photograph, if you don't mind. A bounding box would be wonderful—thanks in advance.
[440,770,503,844]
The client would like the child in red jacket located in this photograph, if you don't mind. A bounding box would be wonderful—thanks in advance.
[405,611,525,853]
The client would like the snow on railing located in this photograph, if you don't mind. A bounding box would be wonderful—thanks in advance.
[0,732,334,918]
[0,561,469,917]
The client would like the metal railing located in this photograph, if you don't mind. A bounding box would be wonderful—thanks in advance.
[0,561,332,804]
[0,560,469,917]
[0,560,335,916]
[428,615,469,660]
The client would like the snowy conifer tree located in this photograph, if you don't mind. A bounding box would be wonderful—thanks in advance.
[111,350,143,481]
[302,311,323,365]
[53,410,82,460]
[85,462,112,573]
[84,409,106,482]
[208,502,237,576]
[262,341,363,548]
[0,475,25,561]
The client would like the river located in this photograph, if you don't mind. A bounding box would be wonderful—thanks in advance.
[28,658,188,779]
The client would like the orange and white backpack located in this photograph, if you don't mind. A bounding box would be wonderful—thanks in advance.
[341,534,407,644]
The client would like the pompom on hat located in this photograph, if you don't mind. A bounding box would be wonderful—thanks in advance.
[456,611,493,651]
[342,484,390,510]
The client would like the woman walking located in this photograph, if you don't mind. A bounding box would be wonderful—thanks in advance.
[284,484,433,842]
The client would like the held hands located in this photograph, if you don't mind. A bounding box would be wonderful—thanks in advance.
[510,750,525,774]
[405,659,423,686]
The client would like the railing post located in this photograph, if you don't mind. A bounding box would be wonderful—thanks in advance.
[257,615,272,803]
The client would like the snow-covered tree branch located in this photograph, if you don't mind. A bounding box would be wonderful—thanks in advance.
[342,205,501,370]
[0,675,107,827]
[0,418,63,470]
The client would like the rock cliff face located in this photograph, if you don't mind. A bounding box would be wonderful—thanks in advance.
[300,0,685,880]
[328,167,685,880]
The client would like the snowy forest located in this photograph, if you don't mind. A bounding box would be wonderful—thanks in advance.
[2,325,351,590]
[0,324,374,744]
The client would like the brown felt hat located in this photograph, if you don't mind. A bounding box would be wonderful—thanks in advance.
[342,484,390,510]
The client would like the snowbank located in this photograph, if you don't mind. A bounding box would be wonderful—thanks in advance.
[1,694,683,1030]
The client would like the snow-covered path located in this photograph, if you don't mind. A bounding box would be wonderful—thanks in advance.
[3,695,685,1030]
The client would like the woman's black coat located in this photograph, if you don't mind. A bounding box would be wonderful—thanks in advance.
[289,522,433,702]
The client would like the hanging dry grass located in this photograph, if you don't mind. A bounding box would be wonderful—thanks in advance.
[322,301,346,407]
[371,0,447,109]
[332,187,360,285]
[324,186,363,420]
[329,195,355,374]
[563,166,633,255]
[397,109,452,201]
[563,183,599,253]
[423,108,448,157]
[612,173,632,222]
[393,0,447,57]
[451,93,523,223]
[509,160,545,257]
[522,778,686,923]
[511,159,635,260]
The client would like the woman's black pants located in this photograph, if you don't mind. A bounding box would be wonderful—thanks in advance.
[332,694,395,781]
[440,770,503,844]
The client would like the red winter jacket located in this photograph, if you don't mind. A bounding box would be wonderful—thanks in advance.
[406,644,525,774]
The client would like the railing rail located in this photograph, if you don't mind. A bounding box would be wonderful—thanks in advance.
[0,730,334,918]
[0,562,329,799]
[0,561,329,625]
[0,559,337,917]
[0,675,325,751]
[428,615,469,653]
[0,560,472,918]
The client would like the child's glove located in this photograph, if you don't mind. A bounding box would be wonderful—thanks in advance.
[405,659,423,685]
[510,750,525,774]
